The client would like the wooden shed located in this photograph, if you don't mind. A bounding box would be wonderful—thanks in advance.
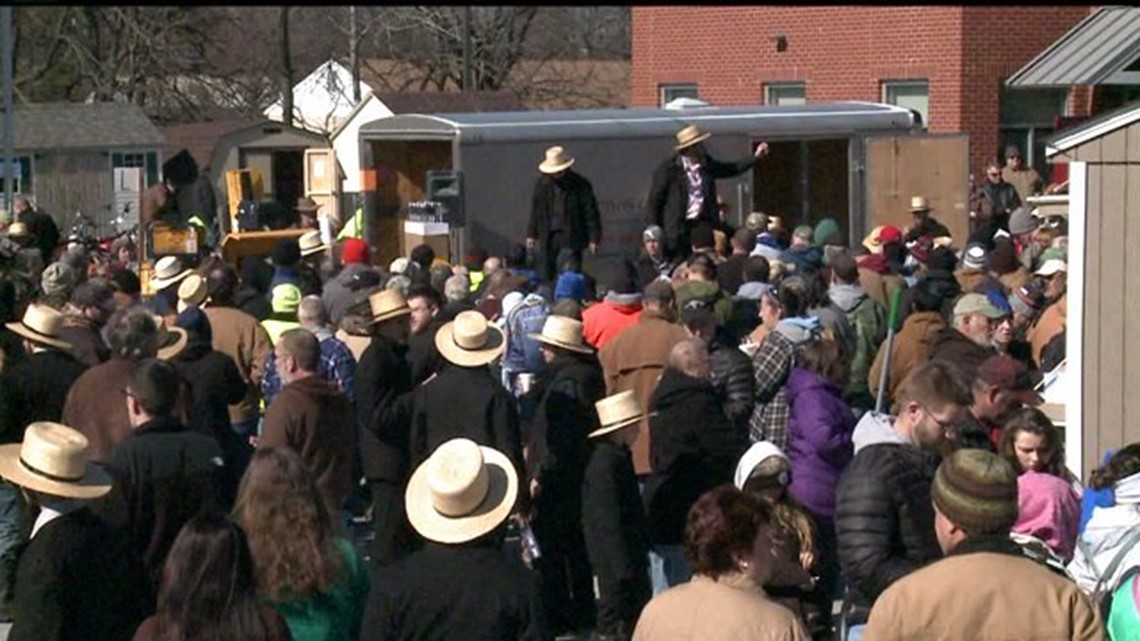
[7,102,163,232]
[1045,98,1140,479]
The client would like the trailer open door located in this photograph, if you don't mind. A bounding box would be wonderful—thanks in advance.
[862,133,970,247]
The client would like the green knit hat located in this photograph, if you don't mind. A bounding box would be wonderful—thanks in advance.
[813,217,841,246]
[271,283,302,314]
[931,449,1019,535]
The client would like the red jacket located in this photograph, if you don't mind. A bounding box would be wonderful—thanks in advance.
[582,300,643,350]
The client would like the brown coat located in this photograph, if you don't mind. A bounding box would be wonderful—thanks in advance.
[633,573,810,641]
[867,312,945,408]
[203,305,272,423]
[260,375,356,517]
[954,267,1002,295]
[62,357,139,463]
[998,267,1032,294]
[598,308,688,474]
[858,268,906,309]
[866,551,1104,641]
[1028,293,1066,368]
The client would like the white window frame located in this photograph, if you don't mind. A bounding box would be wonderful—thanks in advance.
[763,82,806,106]
[659,83,699,107]
[882,79,929,129]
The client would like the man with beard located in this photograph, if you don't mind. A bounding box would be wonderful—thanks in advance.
[834,361,972,638]
[405,285,445,385]
[952,355,1042,454]
[929,293,1005,381]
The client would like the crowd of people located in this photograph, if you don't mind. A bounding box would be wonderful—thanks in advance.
[0,123,1130,641]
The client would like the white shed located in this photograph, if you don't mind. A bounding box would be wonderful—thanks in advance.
[264,59,373,135]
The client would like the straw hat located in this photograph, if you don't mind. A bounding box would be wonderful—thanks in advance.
[153,315,188,361]
[538,146,575,174]
[176,274,208,313]
[589,390,645,438]
[150,256,192,290]
[367,288,411,324]
[674,124,712,151]
[7,222,30,238]
[434,310,505,368]
[910,195,931,212]
[5,303,72,351]
[405,438,518,544]
[528,315,593,354]
[298,230,327,258]
[0,422,111,499]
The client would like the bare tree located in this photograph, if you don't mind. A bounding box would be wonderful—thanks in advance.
[279,7,294,127]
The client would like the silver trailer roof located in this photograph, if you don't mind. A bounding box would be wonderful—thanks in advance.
[357,102,917,143]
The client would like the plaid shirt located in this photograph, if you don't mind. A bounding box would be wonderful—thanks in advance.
[261,329,357,407]
[748,329,795,449]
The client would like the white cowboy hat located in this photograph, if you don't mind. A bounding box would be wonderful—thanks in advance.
[538,146,575,174]
[674,124,712,151]
[366,288,411,324]
[405,438,519,544]
[0,422,111,499]
[176,274,208,313]
[910,196,931,212]
[589,390,646,439]
[150,256,193,291]
[153,315,189,361]
[434,310,505,368]
[5,303,72,352]
[528,315,593,354]
[298,230,328,258]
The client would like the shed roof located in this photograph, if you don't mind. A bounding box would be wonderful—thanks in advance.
[1045,98,1140,156]
[162,117,263,169]
[14,102,163,150]
[1006,6,1140,88]
[357,102,916,143]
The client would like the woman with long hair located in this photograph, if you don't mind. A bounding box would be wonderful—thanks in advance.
[234,447,369,640]
[133,512,291,640]
[998,407,1069,478]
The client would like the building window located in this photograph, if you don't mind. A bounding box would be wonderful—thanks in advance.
[883,80,929,128]
[659,83,699,107]
[113,152,159,187]
[999,87,1067,182]
[764,82,806,106]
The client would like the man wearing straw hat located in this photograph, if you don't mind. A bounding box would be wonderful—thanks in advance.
[527,145,602,285]
[527,315,605,635]
[354,288,416,567]
[648,124,770,261]
[0,421,150,638]
[362,438,542,640]
[582,390,652,641]
[902,195,950,244]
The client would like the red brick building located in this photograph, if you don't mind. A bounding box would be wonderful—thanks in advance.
[631,6,1097,180]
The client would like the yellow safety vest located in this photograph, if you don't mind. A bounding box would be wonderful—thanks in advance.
[337,207,364,240]
[260,319,299,346]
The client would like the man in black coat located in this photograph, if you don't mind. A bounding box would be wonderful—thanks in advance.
[405,285,446,386]
[679,302,755,434]
[834,361,971,633]
[527,146,602,285]
[526,316,605,636]
[13,195,60,265]
[643,338,749,588]
[356,289,415,568]
[648,125,770,261]
[969,158,1022,247]
[99,359,225,593]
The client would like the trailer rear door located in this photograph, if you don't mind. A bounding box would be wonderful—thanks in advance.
[863,133,970,247]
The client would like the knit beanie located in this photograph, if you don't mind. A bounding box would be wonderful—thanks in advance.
[962,243,987,270]
[554,271,587,303]
[341,238,370,265]
[813,218,841,247]
[931,449,1020,535]
[41,262,77,296]
[271,283,302,314]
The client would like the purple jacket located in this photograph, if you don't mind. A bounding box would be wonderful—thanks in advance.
[785,367,855,519]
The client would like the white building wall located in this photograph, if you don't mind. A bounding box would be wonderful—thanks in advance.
[331,94,394,193]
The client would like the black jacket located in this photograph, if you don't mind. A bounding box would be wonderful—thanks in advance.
[407,317,446,386]
[643,368,748,545]
[582,440,650,580]
[16,208,60,264]
[527,352,605,487]
[0,349,87,444]
[903,216,951,244]
[358,335,412,482]
[708,332,755,433]
[634,249,672,291]
[896,270,961,325]
[362,541,545,641]
[99,415,225,591]
[834,440,941,615]
[527,170,602,250]
[716,253,749,296]
[648,153,757,254]
[11,507,151,641]
[172,342,246,444]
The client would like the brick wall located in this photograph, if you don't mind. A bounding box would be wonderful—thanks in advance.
[633,6,1095,177]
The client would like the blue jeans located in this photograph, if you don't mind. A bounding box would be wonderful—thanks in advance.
[0,483,24,618]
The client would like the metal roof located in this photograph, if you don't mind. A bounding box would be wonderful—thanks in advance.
[357,102,917,143]
[1006,6,1140,88]
[1046,98,1140,156]
[13,102,163,150]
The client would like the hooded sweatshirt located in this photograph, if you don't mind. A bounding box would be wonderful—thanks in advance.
[830,282,888,409]
[321,262,374,326]
[1068,471,1140,595]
